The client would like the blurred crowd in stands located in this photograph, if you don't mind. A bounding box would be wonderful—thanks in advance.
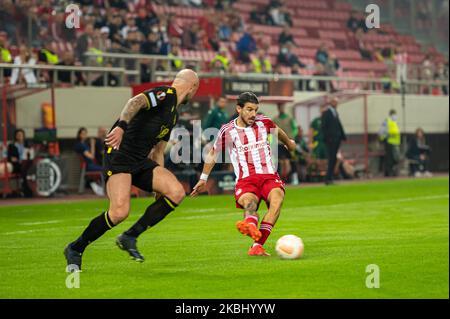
[0,0,448,94]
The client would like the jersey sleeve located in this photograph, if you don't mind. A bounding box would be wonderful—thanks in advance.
[256,114,276,132]
[140,87,173,110]
[213,125,227,152]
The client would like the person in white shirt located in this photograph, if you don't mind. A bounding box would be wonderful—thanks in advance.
[10,45,37,85]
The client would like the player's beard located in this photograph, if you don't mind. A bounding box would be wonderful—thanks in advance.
[241,115,255,127]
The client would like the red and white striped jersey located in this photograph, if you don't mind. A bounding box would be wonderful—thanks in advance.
[213,114,277,181]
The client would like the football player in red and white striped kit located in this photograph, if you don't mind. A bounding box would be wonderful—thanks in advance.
[191,92,296,256]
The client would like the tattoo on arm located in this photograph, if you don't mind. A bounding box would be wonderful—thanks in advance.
[119,94,147,123]
[245,201,258,214]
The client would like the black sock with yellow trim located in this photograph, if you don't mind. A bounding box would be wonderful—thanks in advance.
[124,196,177,238]
[70,211,115,253]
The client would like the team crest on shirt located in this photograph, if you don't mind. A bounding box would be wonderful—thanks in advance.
[156,91,166,100]
[157,125,170,139]
[236,188,242,196]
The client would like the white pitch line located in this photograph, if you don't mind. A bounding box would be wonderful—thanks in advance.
[282,194,449,212]
[2,195,447,234]
[19,220,61,226]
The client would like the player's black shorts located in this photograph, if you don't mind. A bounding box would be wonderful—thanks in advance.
[103,149,158,193]
[278,144,291,160]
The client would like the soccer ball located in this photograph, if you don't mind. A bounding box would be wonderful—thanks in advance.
[275,235,304,260]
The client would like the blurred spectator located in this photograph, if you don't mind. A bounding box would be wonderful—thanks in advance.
[415,0,432,30]
[141,32,162,55]
[0,32,12,69]
[7,129,33,197]
[381,72,400,93]
[324,53,340,76]
[92,62,119,86]
[434,60,449,95]
[57,51,85,85]
[106,11,125,44]
[378,109,401,177]
[135,7,159,35]
[250,5,272,25]
[210,47,231,73]
[315,43,329,66]
[182,23,200,50]
[268,1,292,26]
[278,43,305,68]
[74,127,104,196]
[202,97,229,130]
[168,45,184,71]
[98,27,112,52]
[278,25,297,47]
[121,13,138,39]
[251,49,272,73]
[354,28,372,60]
[10,45,37,85]
[373,48,384,62]
[75,23,95,64]
[293,125,310,183]
[347,10,367,33]
[321,97,346,185]
[218,15,232,41]
[227,9,245,32]
[105,0,128,10]
[309,104,328,167]
[273,104,297,182]
[38,40,59,65]
[394,47,408,84]
[406,128,432,177]
[236,25,257,63]
[421,54,434,80]
[198,7,218,39]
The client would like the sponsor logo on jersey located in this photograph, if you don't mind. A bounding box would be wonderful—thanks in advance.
[235,188,242,196]
[157,125,170,139]
[237,141,268,153]
[156,91,166,100]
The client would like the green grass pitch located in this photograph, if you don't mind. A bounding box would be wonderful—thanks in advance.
[0,177,448,299]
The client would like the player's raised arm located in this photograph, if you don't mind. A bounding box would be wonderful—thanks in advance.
[190,146,218,197]
[277,125,296,152]
[105,93,148,150]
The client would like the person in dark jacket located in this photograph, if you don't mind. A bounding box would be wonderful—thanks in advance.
[7,129,33,197]
[321,97,346,185]
[406,128,432,177]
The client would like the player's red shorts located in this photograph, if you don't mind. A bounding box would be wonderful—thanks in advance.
[234,173,285,209]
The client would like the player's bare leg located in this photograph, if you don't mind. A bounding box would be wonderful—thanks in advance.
[262,187,285,225]
[65,174,131,270]
[118,166,185,262]
[236,193,262,241]
[248,188,285,256]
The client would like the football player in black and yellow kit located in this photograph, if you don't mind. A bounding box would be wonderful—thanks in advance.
[64,69,199,271]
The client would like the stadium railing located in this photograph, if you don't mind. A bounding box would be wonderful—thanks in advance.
[0,63,128,86]
[84,52,202,83]
[1,62,448,94]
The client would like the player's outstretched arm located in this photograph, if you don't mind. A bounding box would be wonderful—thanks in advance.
[277,125,296,152]
[190,147,218,197]
[105,94,148,150]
